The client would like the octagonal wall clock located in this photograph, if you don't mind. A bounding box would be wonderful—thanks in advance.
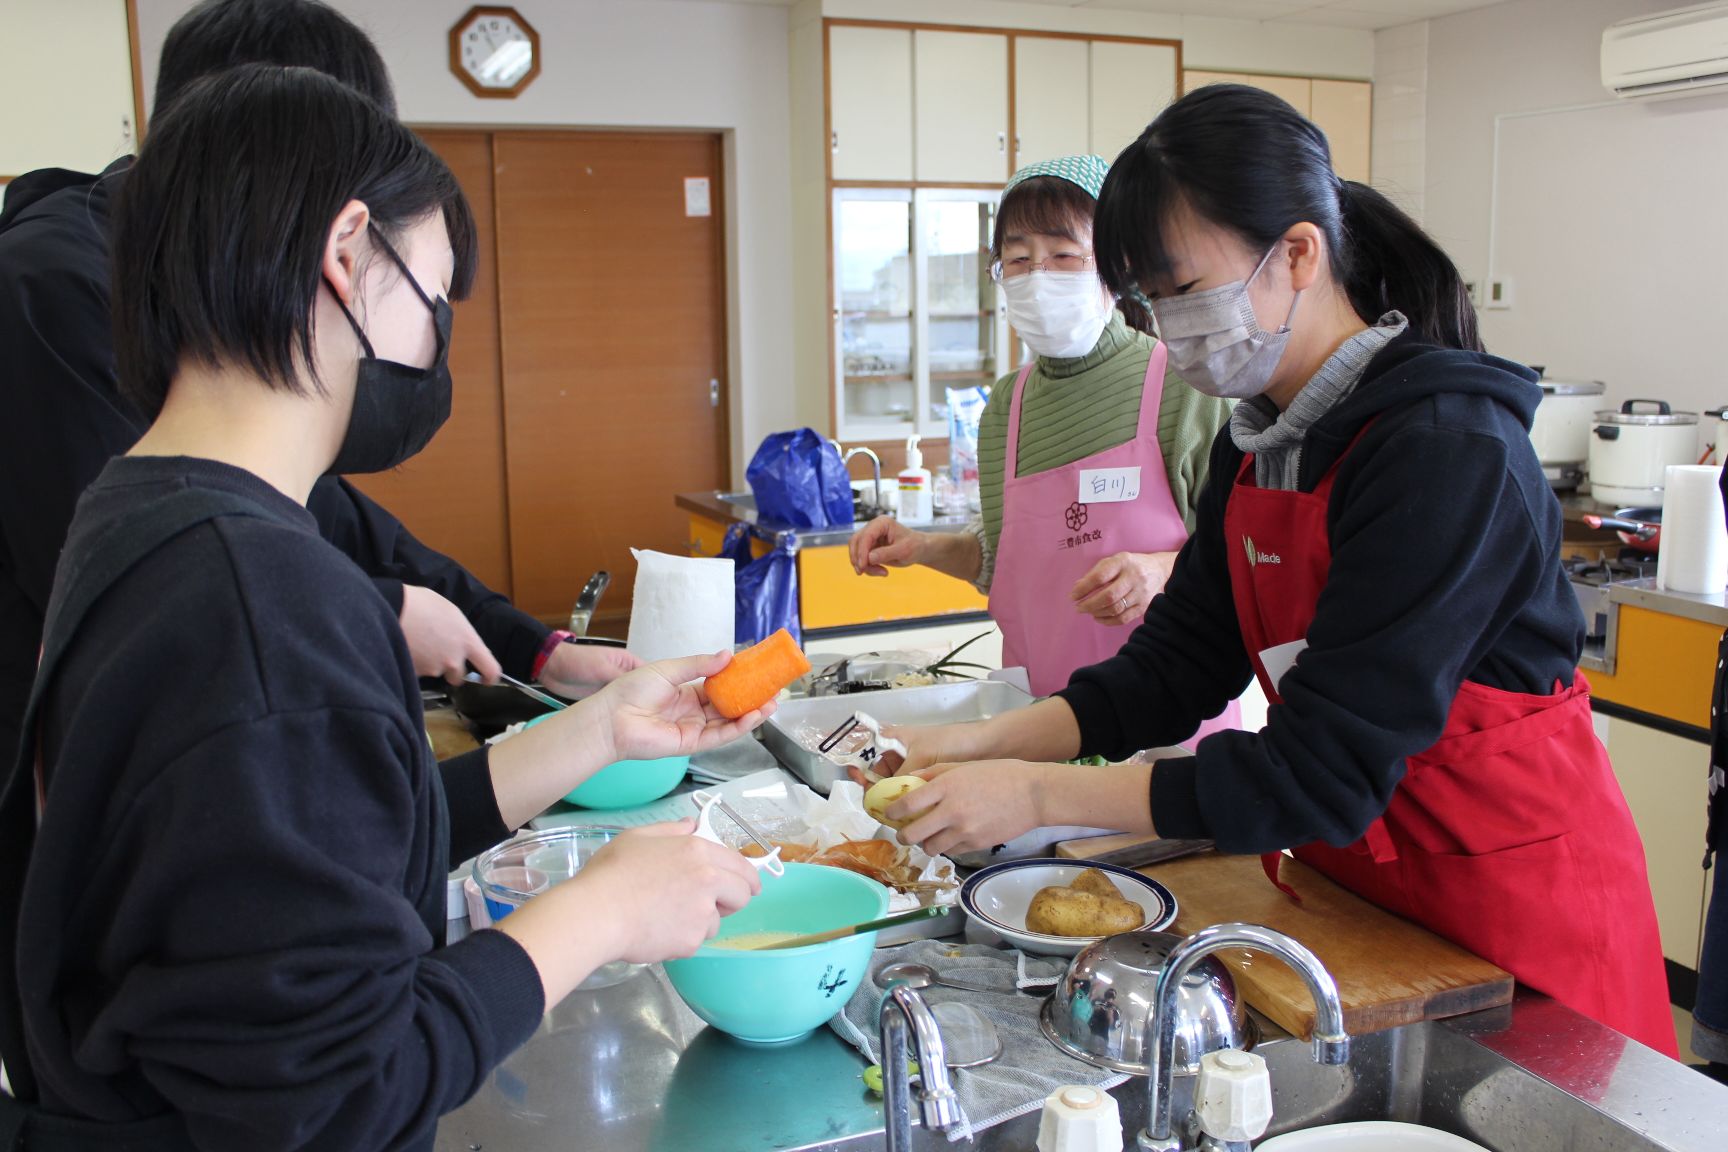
[449,6,541,99]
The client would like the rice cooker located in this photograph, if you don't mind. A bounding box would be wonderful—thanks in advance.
[1588,399,1700,508]
[1529,377,1605,490]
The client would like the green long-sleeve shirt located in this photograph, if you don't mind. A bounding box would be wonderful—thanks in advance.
[972,312,1232,592]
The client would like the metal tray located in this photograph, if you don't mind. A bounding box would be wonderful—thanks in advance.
[762,680,1037,795]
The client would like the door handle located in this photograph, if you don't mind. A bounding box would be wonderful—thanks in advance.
[709,378,721,408]
[831,131,839,154]
[997,131,1006,155]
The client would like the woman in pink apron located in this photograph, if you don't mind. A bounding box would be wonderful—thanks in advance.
[878,86,1675,1056]
[848,156,1238,742]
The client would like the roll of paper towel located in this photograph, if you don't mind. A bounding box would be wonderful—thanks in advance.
[626,549,735,663]
[1657,465,1728,595]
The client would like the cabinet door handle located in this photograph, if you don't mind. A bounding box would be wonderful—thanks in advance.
[998,131,1006,155]
[831,131,840,154]
[1014,134,1021,157]
[709,379,721,408]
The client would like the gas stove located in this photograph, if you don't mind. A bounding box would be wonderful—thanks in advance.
[1565,552,1657,656]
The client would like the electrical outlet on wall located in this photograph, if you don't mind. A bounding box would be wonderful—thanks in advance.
[1485,278,1514,310]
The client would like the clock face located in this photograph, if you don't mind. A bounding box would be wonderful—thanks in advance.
[451,7,539,96]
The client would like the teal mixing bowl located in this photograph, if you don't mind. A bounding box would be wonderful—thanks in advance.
[664,863,890,1045]
[520,715,690,809]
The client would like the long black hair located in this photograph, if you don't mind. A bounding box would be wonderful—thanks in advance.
[113,64,476,418]
[156,0,395,116]
[1095,84,1480,352]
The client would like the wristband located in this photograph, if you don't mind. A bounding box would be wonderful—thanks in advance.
[530,629,576,681]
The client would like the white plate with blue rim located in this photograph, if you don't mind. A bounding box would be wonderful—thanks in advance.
[959,858,1177,957]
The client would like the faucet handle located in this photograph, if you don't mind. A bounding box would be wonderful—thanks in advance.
[1194,1050,1272,1144]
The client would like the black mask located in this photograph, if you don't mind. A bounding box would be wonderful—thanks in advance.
[326,233,454,475]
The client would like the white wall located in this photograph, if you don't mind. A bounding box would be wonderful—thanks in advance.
[1422,0,1726,447]
[135,0,795,486]
[0,0,135,179]
[1371,20,1427,221]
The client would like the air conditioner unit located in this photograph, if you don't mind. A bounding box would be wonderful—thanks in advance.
[1603,2,1728,98]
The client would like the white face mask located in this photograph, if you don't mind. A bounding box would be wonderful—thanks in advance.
[1150,245,1302,399]
[1003,271,1114,360]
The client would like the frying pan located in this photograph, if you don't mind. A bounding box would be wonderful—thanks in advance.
[1581,506,1662,554]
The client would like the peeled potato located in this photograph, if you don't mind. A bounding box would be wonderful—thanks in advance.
[1025,886,1146,937]
[1070,867,1120,900]
[864,775,927,829]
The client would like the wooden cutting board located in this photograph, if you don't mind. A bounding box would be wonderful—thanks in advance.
[1128,851,1514,1041]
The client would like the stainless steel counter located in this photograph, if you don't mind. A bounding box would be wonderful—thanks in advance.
[434,967,1728,1152]
[1610,576,1728,630]
[677,490,977,550]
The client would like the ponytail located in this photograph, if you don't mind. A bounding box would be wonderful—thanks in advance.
[1338,181,1481,352]
[1096,84,1484,354]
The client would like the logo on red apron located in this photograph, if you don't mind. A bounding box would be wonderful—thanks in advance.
[1243,535,1281,567]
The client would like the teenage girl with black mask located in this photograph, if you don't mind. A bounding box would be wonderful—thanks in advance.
[871,84,1676,1057]
[0,65,767,1150]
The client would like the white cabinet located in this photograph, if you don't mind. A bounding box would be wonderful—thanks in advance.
[1090,41,1179,163]
[830,25,913,181]
[913,30,1008,183]
[0,0,135,177]
[833,188,1008,443]
[1013,37,1090,169]
[1184,71,1373,183]
[1605,716,1714,968]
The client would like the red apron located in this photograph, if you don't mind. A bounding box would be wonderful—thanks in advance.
[1222,441,1677,1057]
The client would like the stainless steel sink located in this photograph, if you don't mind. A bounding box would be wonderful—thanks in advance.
[436,972,1728,1152]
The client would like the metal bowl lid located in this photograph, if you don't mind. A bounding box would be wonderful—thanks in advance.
[1594,399,1697,426]
[1539,378,1605,397]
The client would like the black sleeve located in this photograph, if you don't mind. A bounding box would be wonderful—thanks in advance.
[1056,428,1256,755]
[86,709,543,1152]
[440,745,512,863]
[1141,419,1560,853]
[307,478,550,679]
[0,226,144,620]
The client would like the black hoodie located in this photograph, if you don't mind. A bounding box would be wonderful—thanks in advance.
[1057,333,1583,854]
[0,163,550,776]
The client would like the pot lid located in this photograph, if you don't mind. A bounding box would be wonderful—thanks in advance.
[1594,399,1697,426]
[1539,378,1605,396]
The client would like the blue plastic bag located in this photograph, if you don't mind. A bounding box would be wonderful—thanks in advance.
[721,524,801,647]
[746,429,854,529]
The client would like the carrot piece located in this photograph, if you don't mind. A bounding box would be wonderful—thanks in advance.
[704,629,811,719]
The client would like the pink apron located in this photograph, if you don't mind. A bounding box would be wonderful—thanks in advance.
[988,345,1242,745]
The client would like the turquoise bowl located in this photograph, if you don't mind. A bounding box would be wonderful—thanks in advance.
[664,863,891,1045]
[520,715,690,809]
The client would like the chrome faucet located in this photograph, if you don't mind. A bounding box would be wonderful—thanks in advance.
[1139,923,1350,1152]
[880,981,962,1152]
[842,446,884,515]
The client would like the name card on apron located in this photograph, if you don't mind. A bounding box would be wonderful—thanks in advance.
[1078,466,1141,504]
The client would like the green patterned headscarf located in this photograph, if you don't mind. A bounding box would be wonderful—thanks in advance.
[1002,154,1110,200]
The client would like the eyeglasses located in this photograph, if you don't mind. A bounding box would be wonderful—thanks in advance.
[990,253,1096,282]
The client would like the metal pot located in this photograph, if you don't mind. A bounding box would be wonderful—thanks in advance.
[1588,400,1699,507]
[1581,506,1663,555]
[1039,929,1255,1075]
[1529,377,1605,491]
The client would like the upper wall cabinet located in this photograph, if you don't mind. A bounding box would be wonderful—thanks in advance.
[1012,37,1178,169]
[830,25,914,180]
[913,31,1009,183]
[1012,37,1090,170]
[1089,41,1179,163]
[1184,70,1372,183]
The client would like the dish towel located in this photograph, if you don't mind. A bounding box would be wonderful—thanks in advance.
[829,940,1130,1141]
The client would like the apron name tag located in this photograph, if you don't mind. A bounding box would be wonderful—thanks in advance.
[1079,466,1141,504]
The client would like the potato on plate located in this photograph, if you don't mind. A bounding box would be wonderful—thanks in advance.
[1069,867,1120,900]
[1024,885,1146,937]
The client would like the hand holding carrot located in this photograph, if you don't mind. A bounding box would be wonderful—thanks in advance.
[593,650,777,763]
